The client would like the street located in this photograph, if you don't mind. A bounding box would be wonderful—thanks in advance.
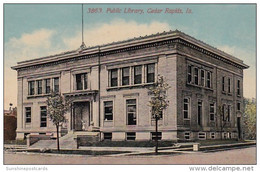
[4,146,256,165]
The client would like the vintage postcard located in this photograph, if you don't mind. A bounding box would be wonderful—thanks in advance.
[2,1,257,170]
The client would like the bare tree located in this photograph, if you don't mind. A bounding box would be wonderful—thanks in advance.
[147,75,170,154]
[216,105,230,140]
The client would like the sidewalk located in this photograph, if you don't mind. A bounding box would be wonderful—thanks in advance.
[4,140,256,157]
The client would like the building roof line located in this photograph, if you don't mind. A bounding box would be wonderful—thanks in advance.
[11,30,249,70]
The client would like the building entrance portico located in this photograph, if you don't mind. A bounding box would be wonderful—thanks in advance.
[63,90,98,132]
[73,102,90,131]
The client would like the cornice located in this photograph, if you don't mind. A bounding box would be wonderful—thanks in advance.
[11,30,249,71]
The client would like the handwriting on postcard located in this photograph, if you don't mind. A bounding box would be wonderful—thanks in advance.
[87,8,193,14]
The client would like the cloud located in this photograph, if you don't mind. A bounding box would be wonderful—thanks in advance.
[63,19,171,49]
[4,19,171,109]
[5,29,59,65]
[11,29,55,48]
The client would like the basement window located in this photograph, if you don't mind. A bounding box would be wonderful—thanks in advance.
[198,132,206,140]
[126,132,136,141]
[151,132,162,141]
[210,132,215,139]
[184,132,190,140]
[104,133,112,141]
[223,132,227,139]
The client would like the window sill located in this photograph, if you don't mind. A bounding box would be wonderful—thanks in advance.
[27,94,52,99]
[74,89,90,92]
[104,120,113,122]
[227,93,232,96]
[107,83,155,91]
[151,119,163,121]
[186,83,213,91]
[183,118,190,120]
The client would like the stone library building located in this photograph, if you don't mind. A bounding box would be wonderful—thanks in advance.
[12,30,248,142]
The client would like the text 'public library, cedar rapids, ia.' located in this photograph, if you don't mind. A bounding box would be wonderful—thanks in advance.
[12,30,249,141]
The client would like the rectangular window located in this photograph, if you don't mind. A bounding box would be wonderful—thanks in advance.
[237,102,241,111]
[206,71,211,88]
[40,106,47,127]
[147,64,155,83]
[76,74,82,90]
[83,74,88,90]
[152,106,163,119]
[194,68,199,85]
[76,73,88,90]
[187,65,192,84]
[222,104,226,121]
[209,103,215,121]
[126,132,136,141]
[37,80,42,95]
[45,79,51,94]
[25,107,31,123]
[223,132,227,139]
[198,100,202,125]
[198,132,206,140]
[104,101,113,121]
[184,132,190,140]
[228,78,231,93]
[237,80,241,96]
[222,77,225,92]
[201,69,205,86]
[104,133,112,140]
[210,132,215,139]
[151,132,162,141]
[54,77,59,93]
[228,132,232,139]
[126,99,137,125]
[110,69,118,87]
[183,98,190,119]
[122,67,130,86]
[227,105,231,122]
[28,81,35,95]
[134,66,142,84]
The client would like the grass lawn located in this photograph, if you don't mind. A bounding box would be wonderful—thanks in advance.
[4,140,27,145]
[196,139,246,146]
[85,139,246,147]
[82,140,175,147]
[13,149,130,156]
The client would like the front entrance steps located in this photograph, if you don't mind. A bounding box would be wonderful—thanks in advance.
[29,131,100,150]
[74,131,100,147]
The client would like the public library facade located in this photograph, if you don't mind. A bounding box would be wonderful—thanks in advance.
[12,30,249,141]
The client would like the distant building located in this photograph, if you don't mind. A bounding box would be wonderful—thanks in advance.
[4,107,17,140]
[12,30,248,141]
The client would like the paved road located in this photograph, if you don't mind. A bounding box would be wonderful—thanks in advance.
[4,146,256,165]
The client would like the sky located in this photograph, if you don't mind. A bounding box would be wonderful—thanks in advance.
[3,4,256,109]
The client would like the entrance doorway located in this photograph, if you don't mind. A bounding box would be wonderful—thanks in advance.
[73,102,90,131]
[237,117,241,139]
[198,100,202,126]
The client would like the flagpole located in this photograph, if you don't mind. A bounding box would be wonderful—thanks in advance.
[82,4,84,44]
